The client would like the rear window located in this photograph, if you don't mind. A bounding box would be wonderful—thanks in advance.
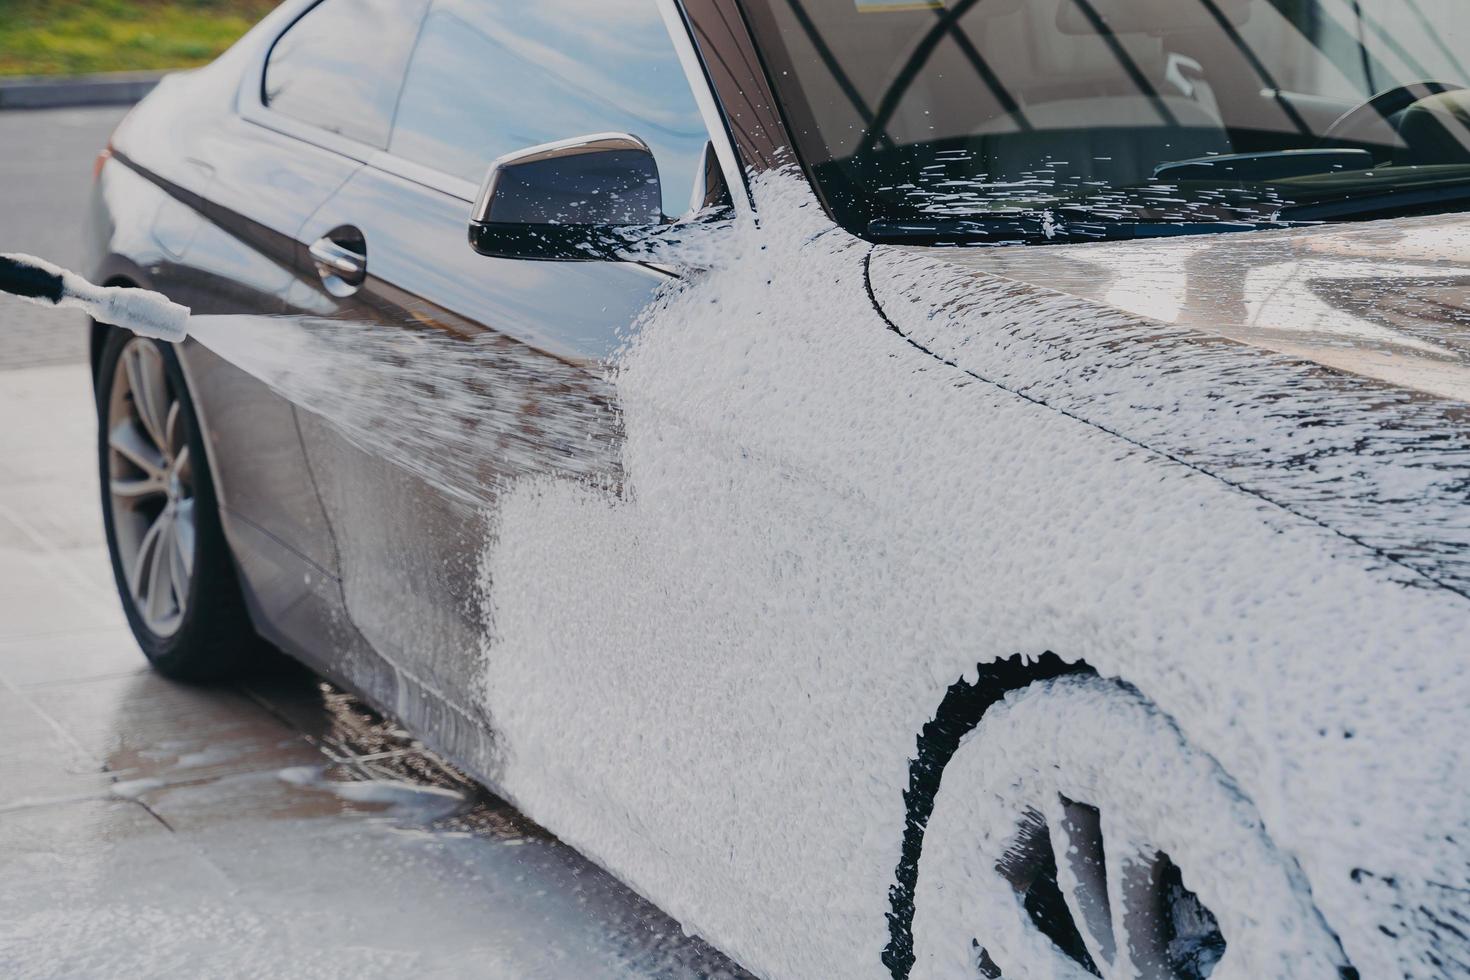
[387,0,709,217]
[264,0,430,148]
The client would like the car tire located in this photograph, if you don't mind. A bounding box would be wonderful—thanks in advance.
[906,673,1353,980]
[97,328,268,681]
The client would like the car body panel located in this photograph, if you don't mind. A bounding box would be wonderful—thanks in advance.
[286,158,656,752]
[915,213,1470,403]
[873,217,1470,601]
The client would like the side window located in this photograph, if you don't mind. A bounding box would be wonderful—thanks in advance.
[389,0,709,218]
[264,0,431,148]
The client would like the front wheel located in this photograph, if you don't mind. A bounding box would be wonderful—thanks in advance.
[97,329,269,681]
[909,674,1352,980]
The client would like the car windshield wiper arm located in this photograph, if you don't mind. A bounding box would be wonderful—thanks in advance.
[1153,148,1374,183]
[1277,182,1470,223]
[867,215,1288,246]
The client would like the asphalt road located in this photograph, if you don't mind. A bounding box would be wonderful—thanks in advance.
[0,106,128,371]
[0,108,749,978]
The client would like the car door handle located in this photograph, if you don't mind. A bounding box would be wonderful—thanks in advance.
[309,236,367,285]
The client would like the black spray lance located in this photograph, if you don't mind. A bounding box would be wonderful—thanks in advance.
[0,253,189,343]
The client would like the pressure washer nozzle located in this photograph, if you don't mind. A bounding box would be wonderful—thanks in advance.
[0,252,190,344]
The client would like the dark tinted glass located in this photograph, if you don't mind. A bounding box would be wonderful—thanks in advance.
[742,0,1470,242]
[265,0,430,148]
[389,0,708,217]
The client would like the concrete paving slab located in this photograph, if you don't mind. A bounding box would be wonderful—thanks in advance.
[0,627,144,688]
[52,541,117,596]
[26,671,323,784]
[0,510,33,552]
[0,565,126,639]
[133,765,745,980]
[0,795,163,854]
[0,797,257,979]
[0,689,110,806]
[0,482,108,552]
[0,365,99,459]
[130,764,387,831]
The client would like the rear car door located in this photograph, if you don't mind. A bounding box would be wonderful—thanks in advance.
[290,0,714,755]
[159,0,430,657]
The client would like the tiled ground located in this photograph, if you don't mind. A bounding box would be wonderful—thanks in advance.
[0,366,746,977]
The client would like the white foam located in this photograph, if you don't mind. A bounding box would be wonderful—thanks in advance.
[178,172,1469,978]
[475,171,1469,979]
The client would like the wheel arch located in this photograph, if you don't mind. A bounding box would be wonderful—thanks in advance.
[882,651,1095,979]
[881,653,1362,980]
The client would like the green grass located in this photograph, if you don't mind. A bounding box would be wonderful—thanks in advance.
[0,0,279,76]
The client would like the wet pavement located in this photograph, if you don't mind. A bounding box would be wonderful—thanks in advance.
[0,365,749,979]
[0,114,749,978]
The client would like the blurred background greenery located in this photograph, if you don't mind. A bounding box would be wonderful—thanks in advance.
[0,0,278,76]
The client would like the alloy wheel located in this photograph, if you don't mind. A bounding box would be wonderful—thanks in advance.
[106,339,196,638]
[983,800,1225,979]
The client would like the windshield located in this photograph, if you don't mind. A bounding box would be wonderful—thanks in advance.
[739,0,1470,244]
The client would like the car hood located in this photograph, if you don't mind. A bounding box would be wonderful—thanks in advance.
[904,212,1470,404]
[868,215,1470,606]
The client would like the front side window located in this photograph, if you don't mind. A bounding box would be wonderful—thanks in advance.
[264,0,430,148]
[389,0,710,218]
[741,0,1470,243]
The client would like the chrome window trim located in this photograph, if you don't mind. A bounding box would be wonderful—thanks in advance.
[241,102,381,166]
[367,150,480,204]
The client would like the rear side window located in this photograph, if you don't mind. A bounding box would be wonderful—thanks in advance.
[388,0,708,217]
[264,0,430,148]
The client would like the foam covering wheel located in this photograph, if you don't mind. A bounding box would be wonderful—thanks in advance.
[908,674,1353,979]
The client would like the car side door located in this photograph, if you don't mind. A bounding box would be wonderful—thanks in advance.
[290,0,716,748]
[164,0,430,659]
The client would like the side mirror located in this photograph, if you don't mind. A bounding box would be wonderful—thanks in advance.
[468,133,663,262]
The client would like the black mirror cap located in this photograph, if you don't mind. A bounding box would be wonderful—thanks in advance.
[487,149,662,226]
[469,133,664,261]
[471,203,738,264]
[468,221,658,262]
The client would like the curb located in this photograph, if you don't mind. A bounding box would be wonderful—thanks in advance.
[0,70,171,110]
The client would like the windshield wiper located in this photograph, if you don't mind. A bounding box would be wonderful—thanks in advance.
[867,215,1289,246]
[1153,148,1374,182]
[1277,181,1470,222]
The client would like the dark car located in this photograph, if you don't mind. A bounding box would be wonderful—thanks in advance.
[88,2,1470,977]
